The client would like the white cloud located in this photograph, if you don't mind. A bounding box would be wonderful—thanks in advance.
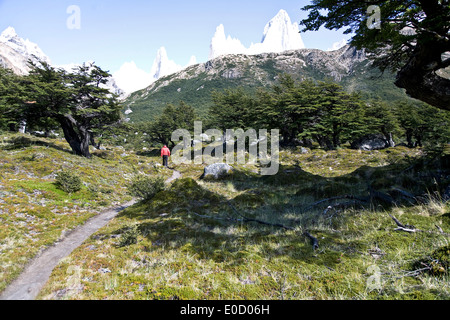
[187,55,198,66]
[112,61,153,94]
[327,39,348,51]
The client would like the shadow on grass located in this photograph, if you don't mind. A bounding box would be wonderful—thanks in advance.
[1,135,73,155]
[112,150,449,269]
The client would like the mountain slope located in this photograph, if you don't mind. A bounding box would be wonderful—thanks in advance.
[124,45,410,122]
[0,27,125,97]
[114,9,304,96]
[0,27,51,75]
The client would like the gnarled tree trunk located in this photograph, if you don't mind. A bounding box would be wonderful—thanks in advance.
[394,20,450,111]
[58,115,92,158]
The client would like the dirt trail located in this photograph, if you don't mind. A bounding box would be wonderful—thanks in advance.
[165,169,182,183]
[0,170,182,300]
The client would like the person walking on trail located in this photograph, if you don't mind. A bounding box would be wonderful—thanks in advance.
[161,145,171,167]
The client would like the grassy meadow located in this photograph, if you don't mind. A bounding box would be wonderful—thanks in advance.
[0,133,449,300]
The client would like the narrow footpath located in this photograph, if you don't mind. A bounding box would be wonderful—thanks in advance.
[0,170,181,300]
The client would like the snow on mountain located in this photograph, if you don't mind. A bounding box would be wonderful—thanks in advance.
[0,26,17,41]
[1,9,307,97]
[187,55,197,66]
[257,9,305,53]
[113,47,199,96]
[0,27,126,98]
[209,24,248,60]
[209,9,305,60]
[149,47,184,81]
[116,9,305,95]
[0,26,51,75]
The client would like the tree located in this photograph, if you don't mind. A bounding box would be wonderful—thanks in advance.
[394,100,423,147]
[21,61,122,158]
[304,80,367,149]
[0,67,24,131]
[300,0,450,111]
[209,88,257,131]
[254,75,321,147]
[394,100,450,150]
[363,99,400,143]
[256,76,367,149]
[208,75,372,149]
[149,101,196,147]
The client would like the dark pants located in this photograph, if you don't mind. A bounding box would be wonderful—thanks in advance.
[163,155,169,167]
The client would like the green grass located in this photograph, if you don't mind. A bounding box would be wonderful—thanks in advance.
[16,137,447,300]
[0,133,172,293]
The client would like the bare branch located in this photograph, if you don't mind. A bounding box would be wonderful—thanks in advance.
[303,231,319,251]
[388,213,418,233]
[388,214,450,236]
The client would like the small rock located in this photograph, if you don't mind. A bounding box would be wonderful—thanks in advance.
[98,268,111,274]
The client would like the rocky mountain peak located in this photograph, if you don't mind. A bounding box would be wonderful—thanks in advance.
[150,47,184,81]
[260,9,305,52]
[209,9,305,60]
[0,26,51,75]
[0,26,19,41]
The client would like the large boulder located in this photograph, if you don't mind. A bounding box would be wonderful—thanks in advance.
[201,163,233,180]
[351,134,393,151]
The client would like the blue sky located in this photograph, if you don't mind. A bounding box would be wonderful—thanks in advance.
[0,0,352,74]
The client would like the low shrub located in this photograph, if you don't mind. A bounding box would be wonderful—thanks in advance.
[118,225,140,247]
[128,175,165,200]
[55,170,82,193]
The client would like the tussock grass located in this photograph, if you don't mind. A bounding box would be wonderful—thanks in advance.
[0,133,167,292]
[31,140,450,300]
[2,133,449,300]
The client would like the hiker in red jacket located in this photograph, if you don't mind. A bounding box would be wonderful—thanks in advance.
[161,145,171,167]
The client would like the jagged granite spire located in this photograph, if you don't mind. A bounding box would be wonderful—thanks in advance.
[209,9,305,60]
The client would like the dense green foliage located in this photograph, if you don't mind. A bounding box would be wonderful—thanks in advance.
[207,75,450,150]
[127,175,165,201]
[125,76,254,123]
[123,49,412,123]
[300,0,450,110]
[0,68,27,132]
[98,75,450,154]
[0,61,123,158]
[55,170,83,194]
[147,101,196,147]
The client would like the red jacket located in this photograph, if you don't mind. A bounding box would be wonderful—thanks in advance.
[161,146,171,157]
